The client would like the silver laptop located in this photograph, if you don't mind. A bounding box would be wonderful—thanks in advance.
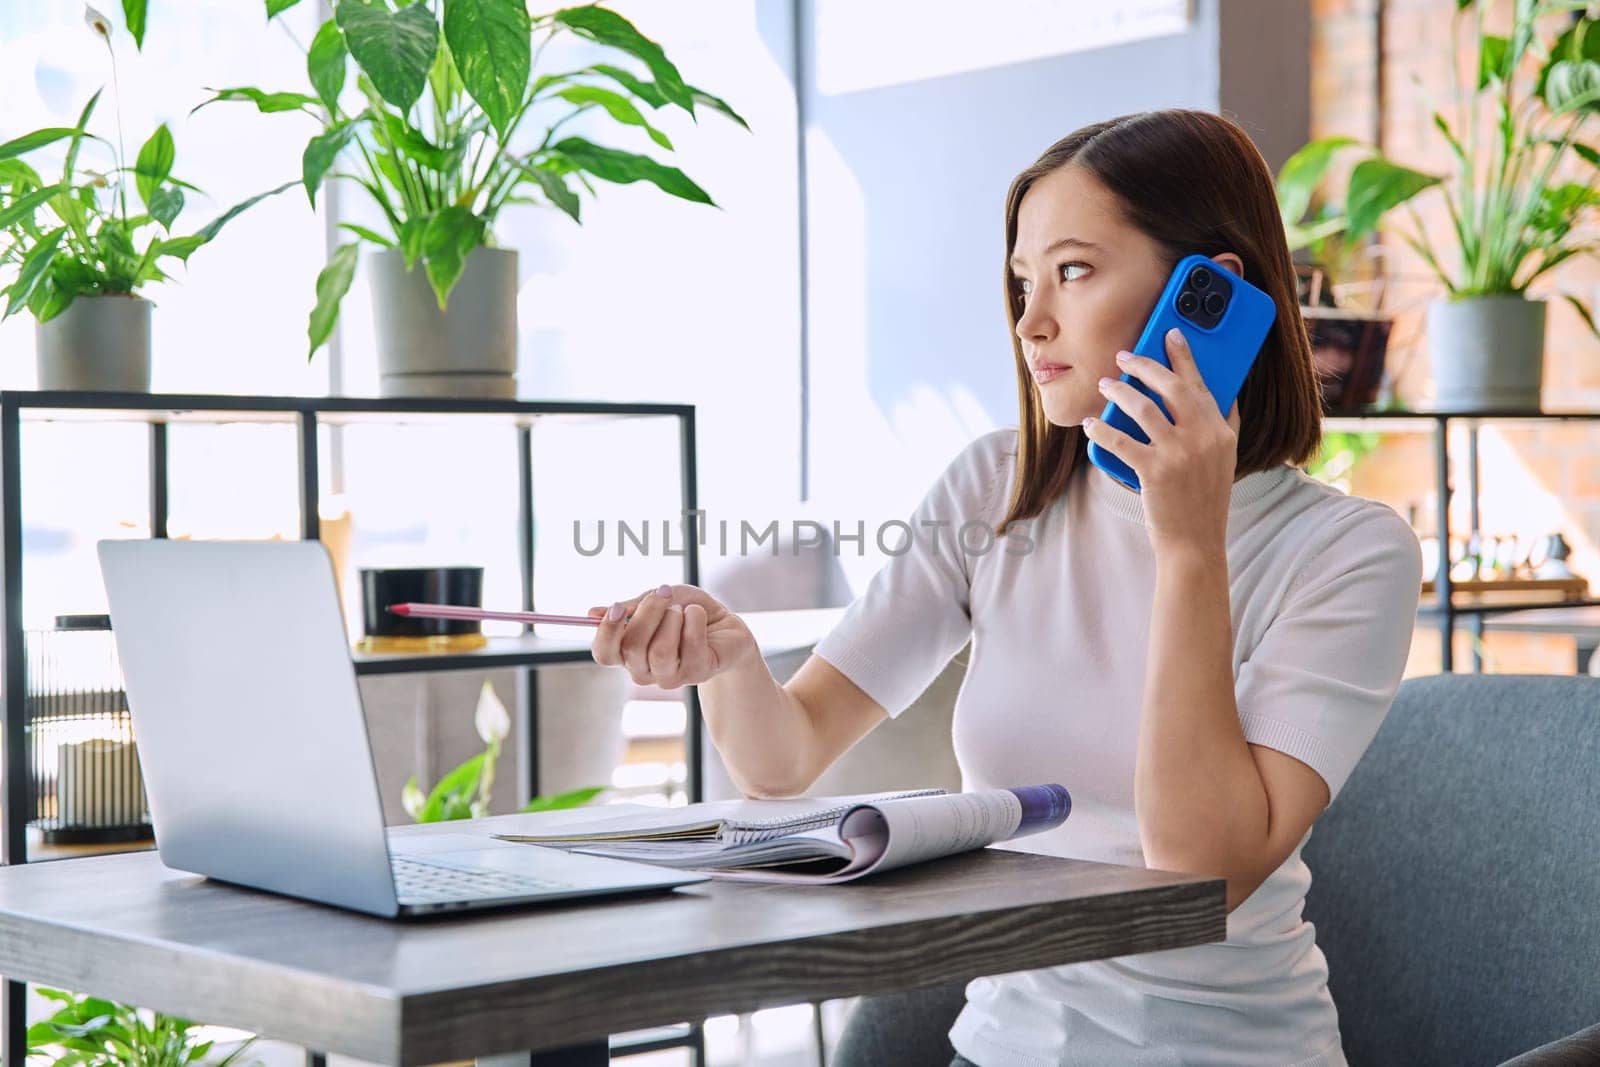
[97,539,706,918]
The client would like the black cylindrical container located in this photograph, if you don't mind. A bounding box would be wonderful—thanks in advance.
[359,566,485,639]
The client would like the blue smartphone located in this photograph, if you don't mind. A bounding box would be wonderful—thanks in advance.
[1086,254,1277,493]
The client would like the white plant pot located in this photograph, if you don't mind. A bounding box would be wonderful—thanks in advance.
[369,247,518,399]
[1426,295,1546,411]
[35,294,152,392]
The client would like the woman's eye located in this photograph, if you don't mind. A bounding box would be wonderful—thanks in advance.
[1060,262,1090,282]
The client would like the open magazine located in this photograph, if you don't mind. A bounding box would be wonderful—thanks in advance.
[494,784,1072,884]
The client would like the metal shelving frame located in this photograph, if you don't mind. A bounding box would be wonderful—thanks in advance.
[1324,406,1600,673]
[0,389,707,1066]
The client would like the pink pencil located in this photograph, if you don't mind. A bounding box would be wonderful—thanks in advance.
[388,603,602,627]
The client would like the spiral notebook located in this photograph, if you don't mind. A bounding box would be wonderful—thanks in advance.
[497,788,947,847]
[493,785,1073,884]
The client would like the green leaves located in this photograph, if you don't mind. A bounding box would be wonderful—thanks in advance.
[302,121,357,206]
[555,85,672,149]
[1275,135,1357,229]
[1545,59,1600,115]
[3,229,64,320]
[1344,157,1441,241]
[192,86,320,115]
[308,240,360,358]
[523,162,581,223]
[154,234,206,262]
[421,204,485,307]
[1478,33,1510,89]
[521,785,606,813]
[444,0,530,141]
[406,750,487,822]
[336,0,440,113]
[551,5,693,111]
[147,185,184,230]
[134,124,175,207]
[122,0,147,48]
[266,0,303,16]
[0,184,69,232]
[308,20,349,112]
[27,987,250,1067]
[548,136,714,205]
[688,85,749,130]
[0,128,80,163]
[194,180,297,243]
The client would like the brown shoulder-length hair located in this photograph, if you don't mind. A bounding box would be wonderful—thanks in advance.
[997,108,1322,536]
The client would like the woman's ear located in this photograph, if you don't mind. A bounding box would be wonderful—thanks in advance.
[1211,251,1245,277]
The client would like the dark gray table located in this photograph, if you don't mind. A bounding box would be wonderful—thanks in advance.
[0,820,1224,1066]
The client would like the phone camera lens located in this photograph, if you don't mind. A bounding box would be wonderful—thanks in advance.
[1190,267,1213,290]
[1177,290,1200,315]
[1203,292,1226,316]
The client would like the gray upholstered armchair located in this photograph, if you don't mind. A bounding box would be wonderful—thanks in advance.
[832,674,1600,1067]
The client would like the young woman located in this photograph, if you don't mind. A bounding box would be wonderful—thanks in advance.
[587,108,1422,1066]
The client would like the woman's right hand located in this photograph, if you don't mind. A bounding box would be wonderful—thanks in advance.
[587,583,758,690]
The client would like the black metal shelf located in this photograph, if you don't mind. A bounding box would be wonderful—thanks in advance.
[0,387,705,856]
[10,389,694,420]
[1321,406,1600,672]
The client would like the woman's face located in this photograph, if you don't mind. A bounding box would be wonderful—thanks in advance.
[1010,164,1239,427]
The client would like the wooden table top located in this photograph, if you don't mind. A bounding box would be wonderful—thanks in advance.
[0,816,1224,1065]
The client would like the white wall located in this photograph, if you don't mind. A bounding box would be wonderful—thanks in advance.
[796,0,1309,592]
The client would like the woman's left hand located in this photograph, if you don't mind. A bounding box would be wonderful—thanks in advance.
[1082,326,1241,559]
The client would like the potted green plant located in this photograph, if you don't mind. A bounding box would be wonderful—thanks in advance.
[216,0,746,399]
[1275,136,1412,411]
[1281,1,1598,411]
[0,7,289,393]
[402,679,606,821]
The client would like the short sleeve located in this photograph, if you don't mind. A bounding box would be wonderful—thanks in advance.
[812,431,1010,718]
[1234,505,1423,803]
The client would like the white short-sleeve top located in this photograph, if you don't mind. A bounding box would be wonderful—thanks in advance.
[813,428,1423,1067]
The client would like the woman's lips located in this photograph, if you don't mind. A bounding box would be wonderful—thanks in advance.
[1031,364,1070,385]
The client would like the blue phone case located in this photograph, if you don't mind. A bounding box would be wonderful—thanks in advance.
[1086,254,1276,493]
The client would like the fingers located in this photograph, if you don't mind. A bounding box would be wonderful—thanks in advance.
[1098,375,1172,444]
[590,582,734,689]
[644,604,685,686]
[1161,327,1204,385]
[590,589,653,667]
[1081,413,1150,469]
[679,602,711,679]
[619,585,674,682]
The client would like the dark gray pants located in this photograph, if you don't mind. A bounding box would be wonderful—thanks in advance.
[830,980,971,1067]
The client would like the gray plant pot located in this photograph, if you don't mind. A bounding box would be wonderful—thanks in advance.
[1426,295,1546,411]
[35,295,152,392]
[369,247,518,399]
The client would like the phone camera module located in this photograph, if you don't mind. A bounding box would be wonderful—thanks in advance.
[1177,290,1200,316]
[1203,292,1226,316]
[1189,267,1213,290]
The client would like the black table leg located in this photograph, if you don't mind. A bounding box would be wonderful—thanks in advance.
[525,1041,610,1066]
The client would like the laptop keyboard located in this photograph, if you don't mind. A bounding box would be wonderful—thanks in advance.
[391,855,578,903]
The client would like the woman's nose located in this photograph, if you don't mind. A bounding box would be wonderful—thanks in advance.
[1016,300,1055,344]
